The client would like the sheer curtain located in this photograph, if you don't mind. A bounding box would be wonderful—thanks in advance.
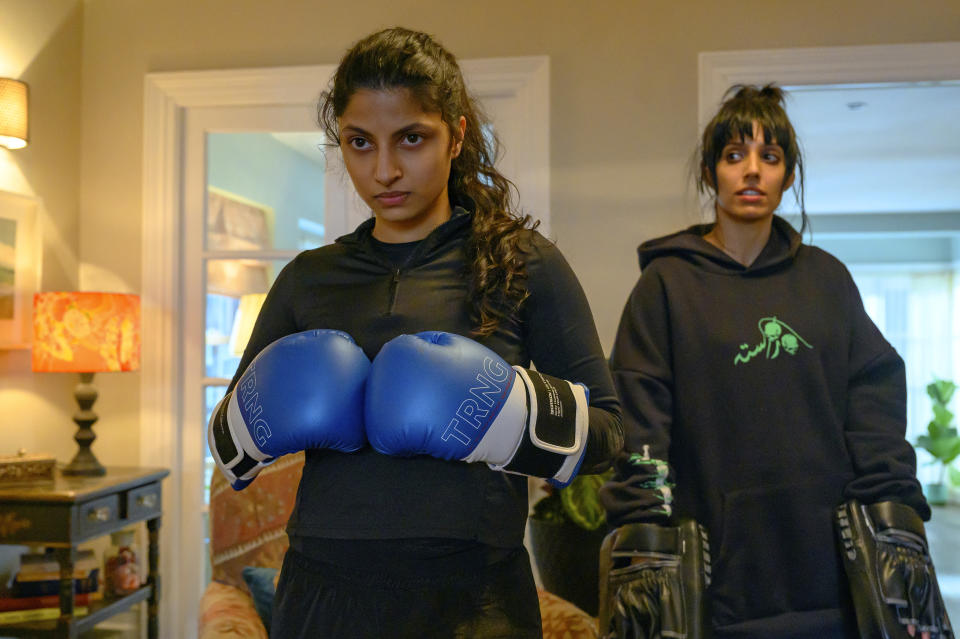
[851,268,960,485]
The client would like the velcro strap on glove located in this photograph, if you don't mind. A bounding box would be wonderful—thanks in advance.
[496,367,589,487]
[835,499,954,639]
[598,519,712,639]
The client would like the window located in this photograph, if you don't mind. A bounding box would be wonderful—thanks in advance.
[201,131,326,582]
[851,267,960,486]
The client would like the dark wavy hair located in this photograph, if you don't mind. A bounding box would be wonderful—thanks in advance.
[696,84,807,233]
[318,27,538,337]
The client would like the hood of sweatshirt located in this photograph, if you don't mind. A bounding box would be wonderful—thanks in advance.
[638,215,802,276]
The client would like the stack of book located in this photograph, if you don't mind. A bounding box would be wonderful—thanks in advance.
[0,550,100,625]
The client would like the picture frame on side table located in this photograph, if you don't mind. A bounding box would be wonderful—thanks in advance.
[0,190,41,349]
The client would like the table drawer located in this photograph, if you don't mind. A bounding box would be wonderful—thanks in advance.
[78,494,120,538]
[126,482,162,521]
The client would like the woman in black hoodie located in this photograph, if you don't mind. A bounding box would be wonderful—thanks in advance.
[600,85,941,639]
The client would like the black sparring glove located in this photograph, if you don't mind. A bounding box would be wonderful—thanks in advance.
[836,500,953,639]
[598,519,712,639]
[600,446,675,526]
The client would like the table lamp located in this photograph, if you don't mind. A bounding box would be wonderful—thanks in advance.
[31,292,141,476]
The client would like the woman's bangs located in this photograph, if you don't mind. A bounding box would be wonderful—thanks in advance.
[712,110,789,151]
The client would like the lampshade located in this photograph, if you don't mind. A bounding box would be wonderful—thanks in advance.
[32,292,141,373]
[228,293,266,357]
[0,78,28,150]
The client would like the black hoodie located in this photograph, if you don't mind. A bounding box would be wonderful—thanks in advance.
[601,216,927,638]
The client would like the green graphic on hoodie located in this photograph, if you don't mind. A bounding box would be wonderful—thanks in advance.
[734,316,812,365]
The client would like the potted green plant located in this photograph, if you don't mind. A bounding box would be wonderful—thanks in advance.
[528,470,612,617]
[916,378,960,505]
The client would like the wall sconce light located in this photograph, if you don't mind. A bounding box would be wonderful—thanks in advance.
[0,78,29,150]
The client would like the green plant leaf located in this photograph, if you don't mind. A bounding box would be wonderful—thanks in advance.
[932,404,954,427]
[942,379,956,396]
[920,378,960,467]
[929,379,957,405]
[919,435,960,464]
[944,439,960,465]
[559,470,613,531]
[531,491,565,523]
[927,421,950,439]
[949,464,960,487]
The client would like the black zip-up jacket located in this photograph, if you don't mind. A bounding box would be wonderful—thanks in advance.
[601,216,927,638]
[229,207,622,548]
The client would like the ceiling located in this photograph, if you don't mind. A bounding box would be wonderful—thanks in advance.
[781,81,960,216]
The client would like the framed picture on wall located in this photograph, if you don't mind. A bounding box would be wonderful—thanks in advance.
[206,187,274,297]
[0,190,42,349]
[207,187,273,251]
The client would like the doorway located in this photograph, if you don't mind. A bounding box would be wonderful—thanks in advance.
[141,57,549,637]
[700,40,960,621]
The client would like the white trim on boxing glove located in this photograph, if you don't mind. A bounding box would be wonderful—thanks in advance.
[207,391,274,489]
[460,373,530,466]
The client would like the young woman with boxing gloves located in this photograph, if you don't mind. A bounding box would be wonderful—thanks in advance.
[207,27,622,638]
[600,85,949,639]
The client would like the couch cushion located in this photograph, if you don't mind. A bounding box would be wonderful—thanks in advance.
[209,452,304,589]
[241,566,280,634]
[538,588,599,639]
[198,581,268,639]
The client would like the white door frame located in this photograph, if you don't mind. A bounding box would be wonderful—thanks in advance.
[141,57,549,638]
[699,41,960,129]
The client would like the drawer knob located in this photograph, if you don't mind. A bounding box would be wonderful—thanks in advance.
[137,493,157,508]
[88,507,111,522]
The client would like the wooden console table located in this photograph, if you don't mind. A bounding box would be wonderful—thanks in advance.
[0,467,169,638]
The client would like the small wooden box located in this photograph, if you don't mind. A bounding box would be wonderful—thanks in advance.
[0,452,56,483]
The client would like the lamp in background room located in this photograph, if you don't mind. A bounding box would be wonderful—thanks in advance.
[31,292,141,476]
[0,78,29,150]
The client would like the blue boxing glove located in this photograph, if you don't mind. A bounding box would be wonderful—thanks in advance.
[208,329,370,490]
[365,331,590,487]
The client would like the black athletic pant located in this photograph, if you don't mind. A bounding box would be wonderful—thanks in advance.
[271,542,542,638]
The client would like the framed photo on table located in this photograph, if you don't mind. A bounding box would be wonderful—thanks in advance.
[0,190,41,349]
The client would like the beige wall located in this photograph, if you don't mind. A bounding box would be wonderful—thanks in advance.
[0,0,83,462]
[1,0,958,465]
[0,0,83,581]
